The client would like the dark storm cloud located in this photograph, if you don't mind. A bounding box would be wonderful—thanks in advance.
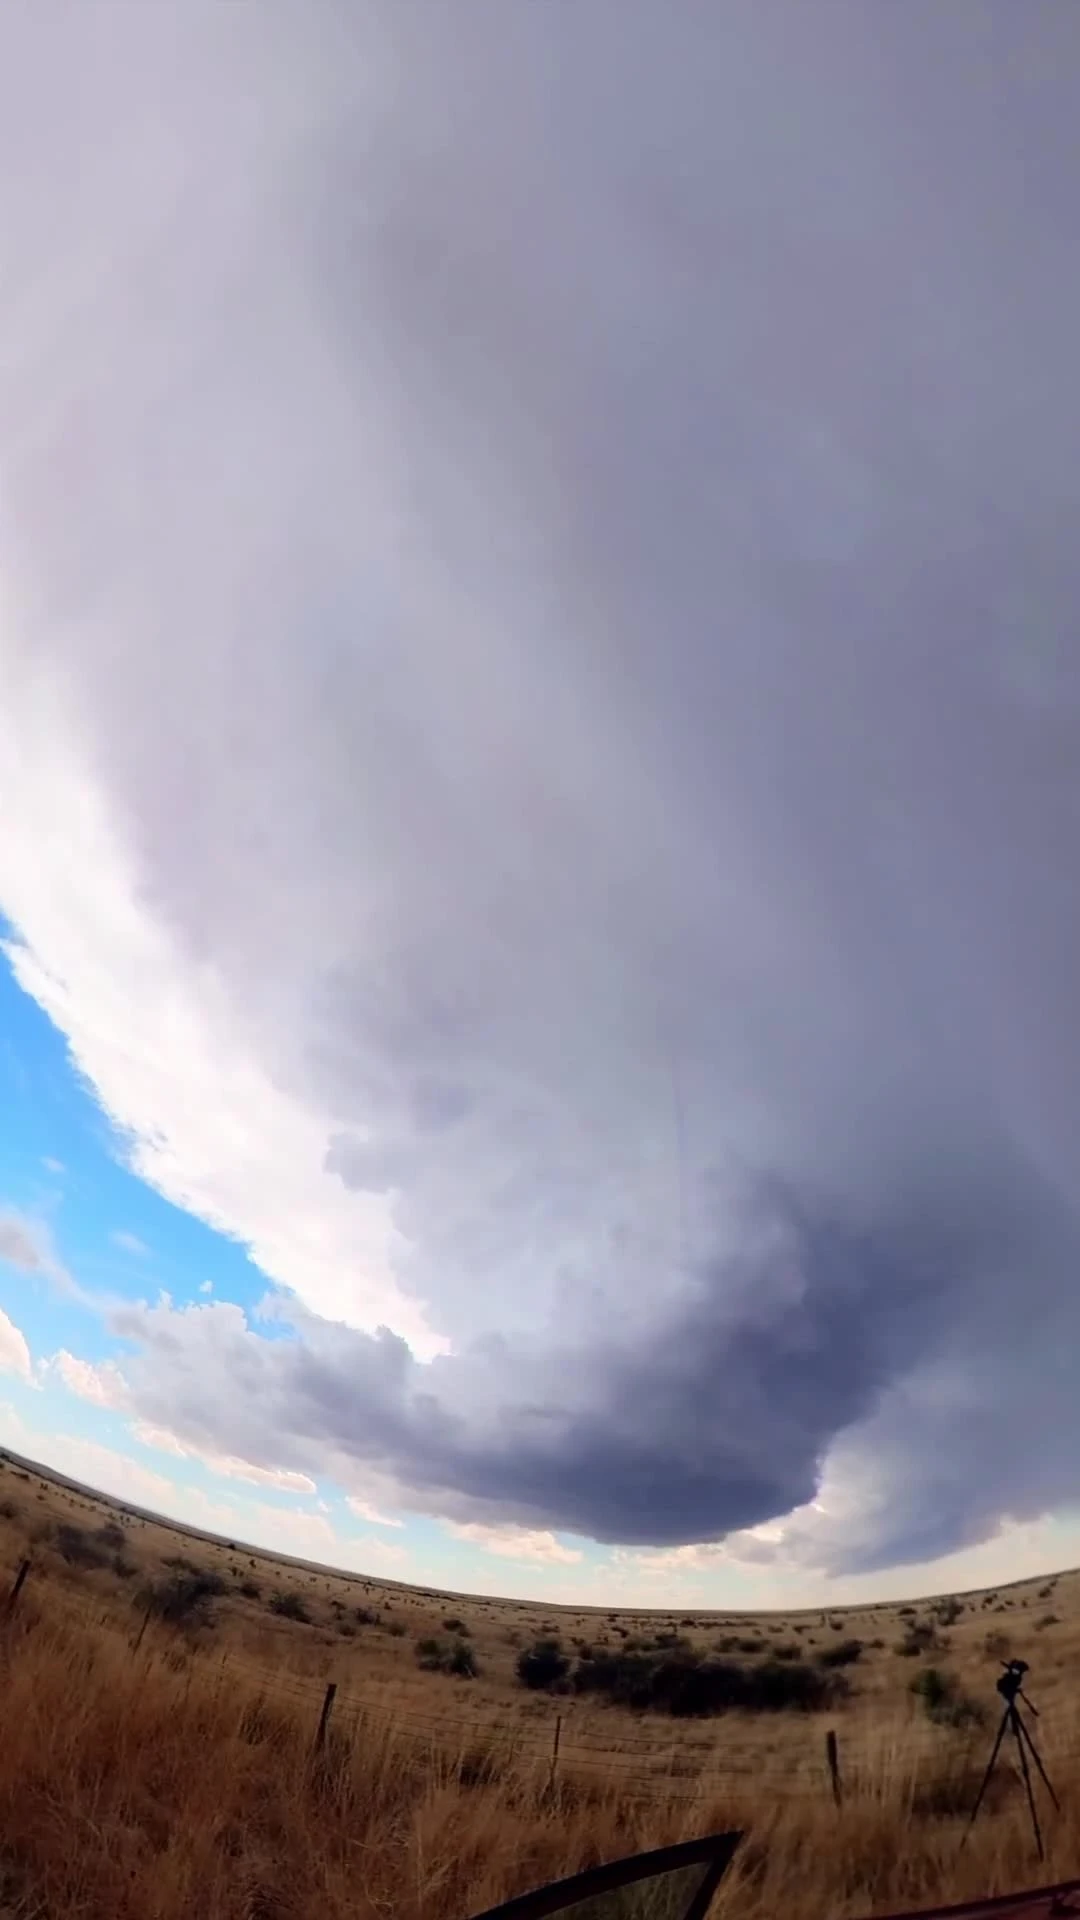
[3,2,1080,1566]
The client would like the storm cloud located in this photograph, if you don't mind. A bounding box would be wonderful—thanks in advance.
[2,2,1080,1573]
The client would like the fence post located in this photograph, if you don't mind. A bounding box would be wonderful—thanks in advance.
[132,1602,153,1653]
[315,1681,337,1753]
[549,1714,562,1793]
[826,1728,842,1807]
[5,1558,30,1619]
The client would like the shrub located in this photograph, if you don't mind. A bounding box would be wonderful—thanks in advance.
[354,1606,378,1626]
[571,1647,848,1717]
[238,1579,261,1600]
[448,1639,479,1678]
[933,1596,963,1626]
[516,1638,570,1692]
[417,1636,478,1678]
[910,1667,986,1730]
[1036,1613,1059,1629]
[54,1525,110,1570]
[138,1566,226,1628]
[895,1623,940,1658]
[818,1638,863,1669]
[268,1591,310,1623]
[443,1616,467,1634]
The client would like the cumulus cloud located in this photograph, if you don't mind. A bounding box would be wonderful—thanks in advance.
[0,1309,32,1382]
[445,1523,583,1568]
[1,2,1080,1576]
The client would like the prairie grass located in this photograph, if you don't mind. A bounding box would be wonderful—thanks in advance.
[1,1455,1080,1918]
[0,1578,1078,1920]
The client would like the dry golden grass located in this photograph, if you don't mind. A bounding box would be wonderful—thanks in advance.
[1,1451,1080,1918]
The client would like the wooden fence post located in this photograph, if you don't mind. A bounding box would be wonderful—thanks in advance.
[826,1728,842,1807]
[315,1681,337,1752]
[132,1601,153,1653]
[5,1558,30,1619]
[548,1714,562,1793]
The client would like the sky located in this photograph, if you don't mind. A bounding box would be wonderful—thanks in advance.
[1,1,1080,1612]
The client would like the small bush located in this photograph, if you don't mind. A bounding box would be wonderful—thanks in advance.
[516,1638,571,1692]
[1036,1613,1059,1629]
[443,1616,467,1634]
[137,1567,226,1628]
[354,1606,378,1626]
[386,1620,407,1638]
[238,1580,261,1600]
[268,1591,310,1623]
[417,1636,478,1678]
[818,1638,863,1669]
[910,1667,986,1730]
[933,1596,963,1626]
[448,1639,479,1678]
[55,1525,110,1570]
[895,1623,940,1658]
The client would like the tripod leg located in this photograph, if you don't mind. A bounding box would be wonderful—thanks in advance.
[1012,1710,1045,1863]
[964,1708,1010,1843]
[1016,1709,1061,1813]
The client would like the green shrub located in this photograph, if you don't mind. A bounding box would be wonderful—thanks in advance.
[137,1566,227,1628]
[417,1635,478,1678]
[55,1524,110,1569]
[910,1666,986,1729]
[571,1647,848,1717]
[818,1638,863,1669]
[516,1638,571,1691]
[895,1622,940,1657]
[268,1590,310,1623]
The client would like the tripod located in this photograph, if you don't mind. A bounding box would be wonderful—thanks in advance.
[965,1659,1059,1861]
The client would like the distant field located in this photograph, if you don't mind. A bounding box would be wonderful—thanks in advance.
[0,1447,1078,1920]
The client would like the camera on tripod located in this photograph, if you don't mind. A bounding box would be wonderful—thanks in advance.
[966,1655,1059,1863]
[996,1659,1029,1705]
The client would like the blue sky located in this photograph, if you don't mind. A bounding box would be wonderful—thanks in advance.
[3,2,1080,1616]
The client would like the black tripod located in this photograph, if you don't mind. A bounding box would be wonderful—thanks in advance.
[965,1659,1059,1861]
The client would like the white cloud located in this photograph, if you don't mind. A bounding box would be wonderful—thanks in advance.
[345,1495,404,1529]
[0,1309,31,1382]
[128,1416,317,1494]
[199,1280,213,1294]
[51,1349,128,1407]
[41,1157,64,1176]
[111,1230,148,1256]
[445,1522,583,1567]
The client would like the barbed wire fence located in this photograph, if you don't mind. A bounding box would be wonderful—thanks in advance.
[6,1555,1080,1814]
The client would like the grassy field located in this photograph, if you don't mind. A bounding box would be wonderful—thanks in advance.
[1,1448,1079,1919]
